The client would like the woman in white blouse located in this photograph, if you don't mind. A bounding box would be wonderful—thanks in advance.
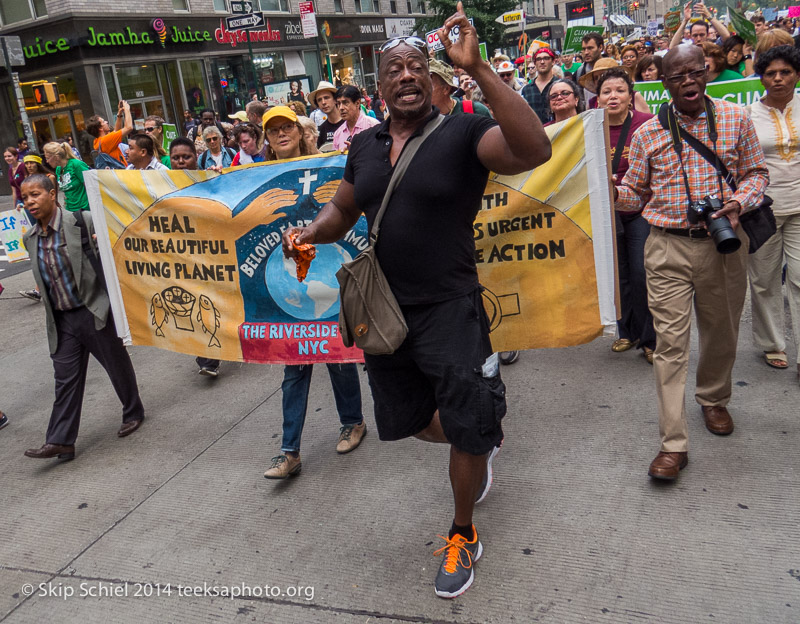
[747,45,800,383]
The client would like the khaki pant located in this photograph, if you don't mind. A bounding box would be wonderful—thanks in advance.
[644,227,748,453]
[748,212,800,364]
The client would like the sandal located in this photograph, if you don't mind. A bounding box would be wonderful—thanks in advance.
[643,347,654,365]
[612,338,637,352]
[764,352,789,369]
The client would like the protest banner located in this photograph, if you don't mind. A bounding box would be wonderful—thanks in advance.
[727,6,757,45]
[0,209,32,263]
[788,5,800,18]
[562,25,605,54]
[635,77,800,114]
[663,5,683,34]
[162,124,178,151]
[86,109,616,363]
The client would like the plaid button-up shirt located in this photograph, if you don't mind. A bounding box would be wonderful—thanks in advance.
[617,98,769,229]
[33,208,82,311]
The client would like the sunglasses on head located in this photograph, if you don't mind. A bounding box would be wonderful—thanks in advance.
[379,37,428,55]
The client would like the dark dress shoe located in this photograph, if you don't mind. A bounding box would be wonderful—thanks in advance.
[24,443,75,460]
[117,418,144,438]
[648,451,688,480]
[701,406,734,435]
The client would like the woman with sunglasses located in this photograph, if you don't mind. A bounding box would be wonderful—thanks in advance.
[198,126,236,169]
[543,78,582,126]
[260,104,366,480]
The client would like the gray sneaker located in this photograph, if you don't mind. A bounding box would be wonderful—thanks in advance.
[433,527,483,599]
[19,289,42,302]
[476,444,502,504]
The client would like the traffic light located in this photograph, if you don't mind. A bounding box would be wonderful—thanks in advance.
[630,1,640,9]
[31,82,59,105]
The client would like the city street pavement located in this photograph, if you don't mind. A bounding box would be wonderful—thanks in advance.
[1,260,799,622]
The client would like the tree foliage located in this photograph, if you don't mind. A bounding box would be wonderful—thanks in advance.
[415,0,521,55]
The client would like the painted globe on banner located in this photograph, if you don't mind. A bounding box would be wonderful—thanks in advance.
[264,244,353,321]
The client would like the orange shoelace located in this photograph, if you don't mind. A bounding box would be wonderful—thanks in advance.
[433,534,474,574]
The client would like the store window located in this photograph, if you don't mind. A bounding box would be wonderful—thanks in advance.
[253,53,288,85]
[355,0,379,13]
[407,0,425,13]
[116,65,161,100]
[0,0,46,25]
[181,60,211,116]
[259,0,289,12]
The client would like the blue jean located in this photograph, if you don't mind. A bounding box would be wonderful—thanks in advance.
[280,364,362,453]
[616,212,656,350]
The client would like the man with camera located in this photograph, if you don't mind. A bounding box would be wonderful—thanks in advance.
[614,45,768,481]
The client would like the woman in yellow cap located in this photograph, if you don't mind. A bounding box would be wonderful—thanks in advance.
[262,106,315,161]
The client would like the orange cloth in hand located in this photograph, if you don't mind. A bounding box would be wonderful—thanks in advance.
[290,233,316,282]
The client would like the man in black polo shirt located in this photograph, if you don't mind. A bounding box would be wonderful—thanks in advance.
[282,2,551,599]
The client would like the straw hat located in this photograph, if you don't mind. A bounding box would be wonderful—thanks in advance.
[307,80,337,106]
[578,58,621,89]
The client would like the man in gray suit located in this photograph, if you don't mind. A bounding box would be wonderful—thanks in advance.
[21,174,144,461]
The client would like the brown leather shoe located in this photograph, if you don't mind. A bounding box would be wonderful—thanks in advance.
[648,451,688,480]
[117,418,144,438]
[24,443,75,460]
[701,406,734,435]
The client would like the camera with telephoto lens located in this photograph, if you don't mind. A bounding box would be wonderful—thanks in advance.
[686,195,741,254]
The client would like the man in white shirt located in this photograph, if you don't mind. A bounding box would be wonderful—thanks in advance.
[125,134,169,171]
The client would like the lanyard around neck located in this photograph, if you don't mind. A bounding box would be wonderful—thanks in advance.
[665,98,726,210]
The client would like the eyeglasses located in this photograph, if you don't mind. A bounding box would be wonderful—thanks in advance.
[499,73,514,79]
[205,136,219,142]
[379,37,428,55]
[265,122,296,136]
[143,127,157,132]
[663,68,706,84]
[549,90,574,101]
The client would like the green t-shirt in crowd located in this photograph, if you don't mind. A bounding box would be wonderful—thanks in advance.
[451,98,493,118]
[160,154,172,168]
[562,62,582,77]
[56,158,91,212]
[711,69,744,83]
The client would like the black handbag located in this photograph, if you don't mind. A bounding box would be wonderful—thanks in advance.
[658,101,775,253]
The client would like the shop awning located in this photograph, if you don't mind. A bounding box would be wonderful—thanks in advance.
[609,14,636,26]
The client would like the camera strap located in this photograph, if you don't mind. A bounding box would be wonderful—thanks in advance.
[610,112,633,177]
[658,99,736,207]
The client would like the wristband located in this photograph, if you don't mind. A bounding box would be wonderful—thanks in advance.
[743,55,752,60]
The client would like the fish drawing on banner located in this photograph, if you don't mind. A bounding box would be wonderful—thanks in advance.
[150,293,170,337]
[197,295,221,347]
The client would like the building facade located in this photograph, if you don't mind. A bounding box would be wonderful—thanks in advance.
[0,0,428,185]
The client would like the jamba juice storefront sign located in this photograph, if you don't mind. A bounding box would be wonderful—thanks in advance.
[22,19,213,60]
